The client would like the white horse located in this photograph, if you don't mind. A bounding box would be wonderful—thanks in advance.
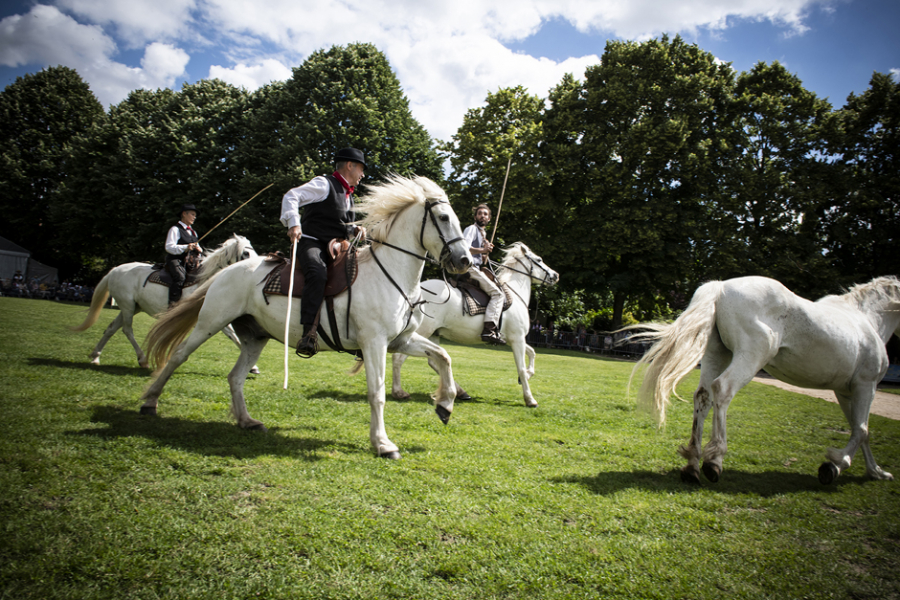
[631,275,900,485]
[71,234,258,370]
[391,243,559,407]
[141,175,472,459]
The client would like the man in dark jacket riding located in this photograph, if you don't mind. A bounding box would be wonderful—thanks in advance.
[164,203,203,306]
[280,148,368,357]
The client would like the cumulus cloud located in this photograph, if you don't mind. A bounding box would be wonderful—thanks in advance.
[1,0,835,138]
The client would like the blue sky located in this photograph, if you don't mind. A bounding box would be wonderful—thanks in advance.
[1,0,897,143]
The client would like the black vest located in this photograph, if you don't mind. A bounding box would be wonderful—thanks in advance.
[165,223,199,264]
[300,175,355,241]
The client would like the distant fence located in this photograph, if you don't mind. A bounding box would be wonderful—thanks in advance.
[525,329,650,359]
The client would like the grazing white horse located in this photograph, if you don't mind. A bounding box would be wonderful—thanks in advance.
[71,235,258,370]
[391,243,559,407]
[141,175,472,459]
[632,275,900,485]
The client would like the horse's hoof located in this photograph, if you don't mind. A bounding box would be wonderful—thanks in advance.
[680,465,701,485]
[392,390,411,400]
[247,423,268,433]
[702,462,721,483]
[435,405,452,425]
[379,450,401,460]
[456,392,472,401]
[818,462,839,485]
[139,406,157,416]
[250,366,260,374]
[139,362,150,369]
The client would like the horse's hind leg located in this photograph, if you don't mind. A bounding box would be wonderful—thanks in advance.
[821,389,893,484]
[391,353,411,399]
[525,344,536,380]
[90,313,124,365]
[119,307,149,368]
[227,333,269,431]
[221,323,261,375]
[140,329,210,415]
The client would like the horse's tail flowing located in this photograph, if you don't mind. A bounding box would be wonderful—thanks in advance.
[70,272,111,331]
[145,276,214,372]
[630,281,724,427]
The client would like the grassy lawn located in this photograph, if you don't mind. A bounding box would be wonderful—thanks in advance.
[1,297,899,600]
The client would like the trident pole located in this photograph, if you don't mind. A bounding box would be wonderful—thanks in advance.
[283,238,298,389]
[198,183,274,244]
[489,155,513,246]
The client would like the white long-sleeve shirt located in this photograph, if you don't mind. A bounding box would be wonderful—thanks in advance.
[165,221,202,255]
[280,176,352,230]
[463,224,487,266]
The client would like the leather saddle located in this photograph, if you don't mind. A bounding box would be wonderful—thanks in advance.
[262,239,358,301]
[145,265,201,289]
[449,275,513,316]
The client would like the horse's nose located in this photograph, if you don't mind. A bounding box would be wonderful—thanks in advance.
[460,255,471,269]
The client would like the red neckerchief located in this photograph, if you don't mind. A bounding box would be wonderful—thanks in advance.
[333,171,354,195]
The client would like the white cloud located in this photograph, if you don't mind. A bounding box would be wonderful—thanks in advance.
[57,0,200,47]
[892,68,900,83]
[209,58,292,90]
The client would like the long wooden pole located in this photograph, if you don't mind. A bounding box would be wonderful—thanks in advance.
[198,183,274,243]
[283,238,298,390]
[490,155,513,246]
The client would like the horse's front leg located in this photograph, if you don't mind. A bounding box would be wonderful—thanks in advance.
[525,344,536,380]
[90,312,124,365]
[821,389,892,484]
[391,353,411,399]
[228,336,269,431]
[362,341,400,459]
[391,333,456,424]
[679,384,712,484]
[510,337,537,407]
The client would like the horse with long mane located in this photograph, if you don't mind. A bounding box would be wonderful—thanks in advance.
[71,234,258,370]
[141,175,472,459]
[391,243,559,407]
[631,275,900,485]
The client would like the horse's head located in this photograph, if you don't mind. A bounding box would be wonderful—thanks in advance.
[358,175,472,274]
[196,235,257,284]
[499,243,559,287]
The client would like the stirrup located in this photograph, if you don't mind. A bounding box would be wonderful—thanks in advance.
[295,332,319,358]
[481,328,506,346]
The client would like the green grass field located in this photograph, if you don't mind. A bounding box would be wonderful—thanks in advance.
[1,297,899,600]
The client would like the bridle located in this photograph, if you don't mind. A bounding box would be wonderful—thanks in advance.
[492,251,555,287]
[368,198,468,318]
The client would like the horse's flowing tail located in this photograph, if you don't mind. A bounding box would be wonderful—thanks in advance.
[70,272,111,331]
[630,281,725,426]
[145,276,214,372]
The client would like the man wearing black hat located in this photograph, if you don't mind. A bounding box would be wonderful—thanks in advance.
[281,148,368,357]
[164,204,203,306]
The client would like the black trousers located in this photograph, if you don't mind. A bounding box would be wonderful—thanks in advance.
[297,237,332,325]
[165,260,186,305]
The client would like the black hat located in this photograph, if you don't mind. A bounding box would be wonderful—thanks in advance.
[178,204,198,218]
[334,147,367,169]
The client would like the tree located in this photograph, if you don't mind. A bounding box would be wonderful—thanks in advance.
[824,72,900,283]
[0,66,105,274]
[545,36,738,326]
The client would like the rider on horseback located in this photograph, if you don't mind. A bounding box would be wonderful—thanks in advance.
[164,204,203,306]
[281,148,368,357]
[462,204,506,345]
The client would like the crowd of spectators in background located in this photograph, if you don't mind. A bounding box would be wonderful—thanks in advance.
[526,322,650,358]
[0,274,94,303]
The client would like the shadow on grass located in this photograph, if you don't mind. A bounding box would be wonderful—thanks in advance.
[28,357,229,379]
[72,404,355,461]
[556,468,874,497]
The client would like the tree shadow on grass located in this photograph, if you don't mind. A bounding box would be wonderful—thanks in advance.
[555,468,874,497]
[71,404,357,461]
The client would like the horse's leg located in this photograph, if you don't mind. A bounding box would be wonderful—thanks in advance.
[140,330,210,415]
[820,388,893,484]
[119,306,148,368]
[510,336,537,407]
[391,353,411,399]
[679,334,731,484]
[227,335,269,431]
[90,312,124,365]
[361,341,400,459]
[221,323,261,375]
[525,344,536,380]
[391,333,457,424]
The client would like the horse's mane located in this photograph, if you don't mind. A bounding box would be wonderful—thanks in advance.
[196,234,254,284]
[496,242,532,284]
[355,174,445,261]
[824,275,900,312]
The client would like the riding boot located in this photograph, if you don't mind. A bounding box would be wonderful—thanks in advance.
[481,321,506,345]
[296,323,319,358]
[168,284,182,307]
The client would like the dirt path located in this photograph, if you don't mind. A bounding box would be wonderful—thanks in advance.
[752,373,900,420]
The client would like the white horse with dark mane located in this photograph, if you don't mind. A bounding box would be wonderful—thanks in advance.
[631,275,900,485]
[71,234,257,370]
[142,175,472,459]
[391,243,558,406]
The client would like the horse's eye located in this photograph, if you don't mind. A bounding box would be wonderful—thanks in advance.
[440,214,449,222]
